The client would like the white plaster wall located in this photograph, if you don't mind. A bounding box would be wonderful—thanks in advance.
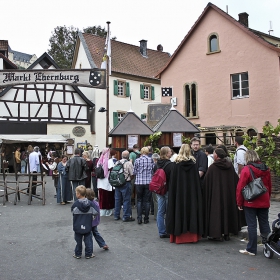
[0,58,3,69]
[73,41,161,148]
[47,123,95,146]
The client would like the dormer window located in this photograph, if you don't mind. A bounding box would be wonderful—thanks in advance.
[207,33,220,54]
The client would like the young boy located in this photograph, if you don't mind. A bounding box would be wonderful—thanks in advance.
[86,188,109,250]
[71,185,99,259]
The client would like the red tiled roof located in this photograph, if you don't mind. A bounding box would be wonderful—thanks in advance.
[82,33,170,79]
[0,40,8,51]
[0,53,17,69]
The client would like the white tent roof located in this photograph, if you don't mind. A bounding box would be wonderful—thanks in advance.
[0,134,67,144]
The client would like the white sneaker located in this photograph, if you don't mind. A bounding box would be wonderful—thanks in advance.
[239,249,255,256]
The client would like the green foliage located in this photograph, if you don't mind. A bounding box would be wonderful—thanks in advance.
[243,119,280,176]
[182,136,191,144]
[48,25,78,69]
[48,25,114,69]
[144,132,162,153]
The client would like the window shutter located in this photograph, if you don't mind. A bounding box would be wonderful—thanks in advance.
[141,114,146,120]
[151,86,155,100]
[140,84,144,99]
[126,82,130,97]
[114,80,118,95]
[113,112,118,127]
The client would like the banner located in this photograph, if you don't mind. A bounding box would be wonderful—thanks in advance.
[0,69,106,89]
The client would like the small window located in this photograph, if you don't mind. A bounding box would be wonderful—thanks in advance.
[114,80,130,97]
[113,111,126,127]
[231,72,249,98]
[207,33,220,54]
[185,83,198,118]
[210,35,218,52]
[140,84,155,100]
[118,81,125,96]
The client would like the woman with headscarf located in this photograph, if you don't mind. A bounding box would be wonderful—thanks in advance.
[166,144,203,244]
[82,151,93,189]
[97,148,115,216]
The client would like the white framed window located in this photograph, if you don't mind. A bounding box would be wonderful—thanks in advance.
[231,72,249,98]
[143,85,150,99]
[140,84,155,100]
[118,81,125,96]
[117,112,125,122]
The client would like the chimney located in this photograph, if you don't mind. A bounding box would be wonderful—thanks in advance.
[157,44,163,52]
[238,12,249,27]
[139,39,147,57]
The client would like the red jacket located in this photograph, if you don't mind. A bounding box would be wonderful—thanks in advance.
[236,163,271,208]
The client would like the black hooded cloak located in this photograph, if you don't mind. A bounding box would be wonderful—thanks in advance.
[203,158,243,238]
[166,160,203,236]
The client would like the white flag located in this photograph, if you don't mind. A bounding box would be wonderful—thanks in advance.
[101,30,111,75]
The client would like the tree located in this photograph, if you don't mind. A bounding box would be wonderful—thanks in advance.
[48,25,78,69]
[48,25,114,69]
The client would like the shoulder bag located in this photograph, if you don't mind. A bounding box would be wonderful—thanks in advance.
[242,166,267,201]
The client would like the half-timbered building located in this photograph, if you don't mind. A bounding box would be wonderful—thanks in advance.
[0,52,95,166]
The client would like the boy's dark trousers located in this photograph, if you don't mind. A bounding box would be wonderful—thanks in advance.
[74,232,93,257]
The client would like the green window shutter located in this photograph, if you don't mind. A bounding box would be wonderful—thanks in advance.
[141,114,146,120]
[113,112,118,127]
[140,84,144,99]
[114,80,118,95]
[126,82,130,97]
[151,86,155,100]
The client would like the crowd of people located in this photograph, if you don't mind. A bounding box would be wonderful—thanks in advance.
[9,138,272,259]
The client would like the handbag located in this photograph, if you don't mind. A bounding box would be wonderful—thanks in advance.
[95,164,105,179]
[242,166,267,201]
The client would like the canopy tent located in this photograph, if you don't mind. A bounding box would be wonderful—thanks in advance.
[0,134,67,144]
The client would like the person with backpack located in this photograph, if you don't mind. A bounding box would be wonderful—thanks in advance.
[152,146,173,238]
[112,150,135,222]
[234,136,247,177]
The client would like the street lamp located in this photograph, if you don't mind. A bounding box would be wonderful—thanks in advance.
[98,107,107,112]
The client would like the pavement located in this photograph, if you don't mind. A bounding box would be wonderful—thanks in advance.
[238,200,280,240]
[1,174,280,280]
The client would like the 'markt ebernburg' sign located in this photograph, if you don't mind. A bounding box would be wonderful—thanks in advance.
[0,69,106,89]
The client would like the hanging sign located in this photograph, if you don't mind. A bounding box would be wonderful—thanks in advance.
[0,69,106,89]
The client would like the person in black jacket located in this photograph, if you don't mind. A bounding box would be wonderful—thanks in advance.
[71,185,99,259]
[65,148,88,201]
[154,146,174,238]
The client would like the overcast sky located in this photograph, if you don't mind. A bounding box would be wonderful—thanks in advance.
[1,0,280,57]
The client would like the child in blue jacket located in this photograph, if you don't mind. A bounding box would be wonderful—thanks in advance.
[86,188,109,250]
[71,185,99,259]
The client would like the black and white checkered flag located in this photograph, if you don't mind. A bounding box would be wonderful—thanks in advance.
[162,87,173,97]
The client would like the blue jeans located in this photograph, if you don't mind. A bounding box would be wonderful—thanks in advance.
[114,181,132,220]
[136,184,152,221]
[92,226,106,248]
[244,207,270,254]
[156,192,168,235]
[74,231,93,257]
[71,180,85,201]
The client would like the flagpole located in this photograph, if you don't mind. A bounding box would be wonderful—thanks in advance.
[106,21,110,148]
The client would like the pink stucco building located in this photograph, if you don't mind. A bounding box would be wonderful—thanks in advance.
[158,3,280,145]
